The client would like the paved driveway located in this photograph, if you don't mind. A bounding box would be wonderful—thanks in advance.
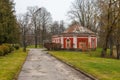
[18,49,91,80]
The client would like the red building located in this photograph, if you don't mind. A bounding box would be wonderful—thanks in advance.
[52,24,97,50]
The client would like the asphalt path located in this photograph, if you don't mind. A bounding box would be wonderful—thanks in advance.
[18,49,92,80]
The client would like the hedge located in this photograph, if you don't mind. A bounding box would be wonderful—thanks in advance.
[0,44,20,56]
[44,43,61,50]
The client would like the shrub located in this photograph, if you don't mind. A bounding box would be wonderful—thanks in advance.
[0,43,15,56]
[10,46,14,52]
[44,43,61,50]
[13,44,20,50]
[2,45,10,55]
[52,43,61,50]
[0,46,4,56]
[3,44,14,53]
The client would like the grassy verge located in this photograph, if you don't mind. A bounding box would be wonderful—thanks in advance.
[49,49,120,80]
[0,48,28,80]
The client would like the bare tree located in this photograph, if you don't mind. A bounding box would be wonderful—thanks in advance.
[50,21,60,35]
[59,20,65,34]
[40,7,52,44]
[50,20,65,36]
[17,13,30,52]
[68,0,99,32]
[27,6,39,48]
[98,0,120,58]
[27,7,52,47]
[112,0,120,59]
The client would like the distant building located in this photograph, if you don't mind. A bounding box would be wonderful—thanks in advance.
[52,24,97,51]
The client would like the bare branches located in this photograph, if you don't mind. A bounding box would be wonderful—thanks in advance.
[17,13,30,52]
[26,7,52,47]
[97,0,120,58]
[68,0,99,32]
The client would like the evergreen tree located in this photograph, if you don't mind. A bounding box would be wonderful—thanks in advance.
[0,0,20,44]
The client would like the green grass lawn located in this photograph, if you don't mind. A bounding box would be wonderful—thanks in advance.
[0,49,28,80]
[49,48,120,80]
[27,45,43,48]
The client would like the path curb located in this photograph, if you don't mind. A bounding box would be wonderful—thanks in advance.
[47,52,98,80]
[14,50,29,80]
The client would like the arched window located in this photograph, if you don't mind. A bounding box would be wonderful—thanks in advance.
[66,39,71,49]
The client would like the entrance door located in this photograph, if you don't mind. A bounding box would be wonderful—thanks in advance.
[79,42,87,51]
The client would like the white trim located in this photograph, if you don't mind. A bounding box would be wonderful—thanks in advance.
[88,36,91,48]
[77,37,88,38]
[73,36,77,48]
[64,37,73,38]
[61,36,63,48]
[96,37,97,47]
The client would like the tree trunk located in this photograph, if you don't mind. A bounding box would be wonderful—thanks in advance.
[101,25,113,57]
[110,45,113,56]
[23,45,26,52]
[34,20,37,48]
[101,37,108,57]
[42,23,45,46]
[116,44,120,59]
[109,36,113,56]
[101,47,107,57]
[35,33,37,48]
[22,29,26,52]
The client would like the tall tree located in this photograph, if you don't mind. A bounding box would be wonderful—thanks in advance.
[39,7,52,44]
[17,13,30,52]
[97,0,120,57]
[0,0,19,44]
[68,0,99,32]
[112,0,120,59]
[50,21,60,35]
[50,20,65,36]
[27,7,52,47]
[27,6,38,48]
[59,20,65,34]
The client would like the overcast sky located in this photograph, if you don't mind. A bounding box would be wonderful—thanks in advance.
[14,0,74,22]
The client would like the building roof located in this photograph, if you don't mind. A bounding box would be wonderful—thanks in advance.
[52,35,60,38]
[63,24,95,34]
[52,24,96,38]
